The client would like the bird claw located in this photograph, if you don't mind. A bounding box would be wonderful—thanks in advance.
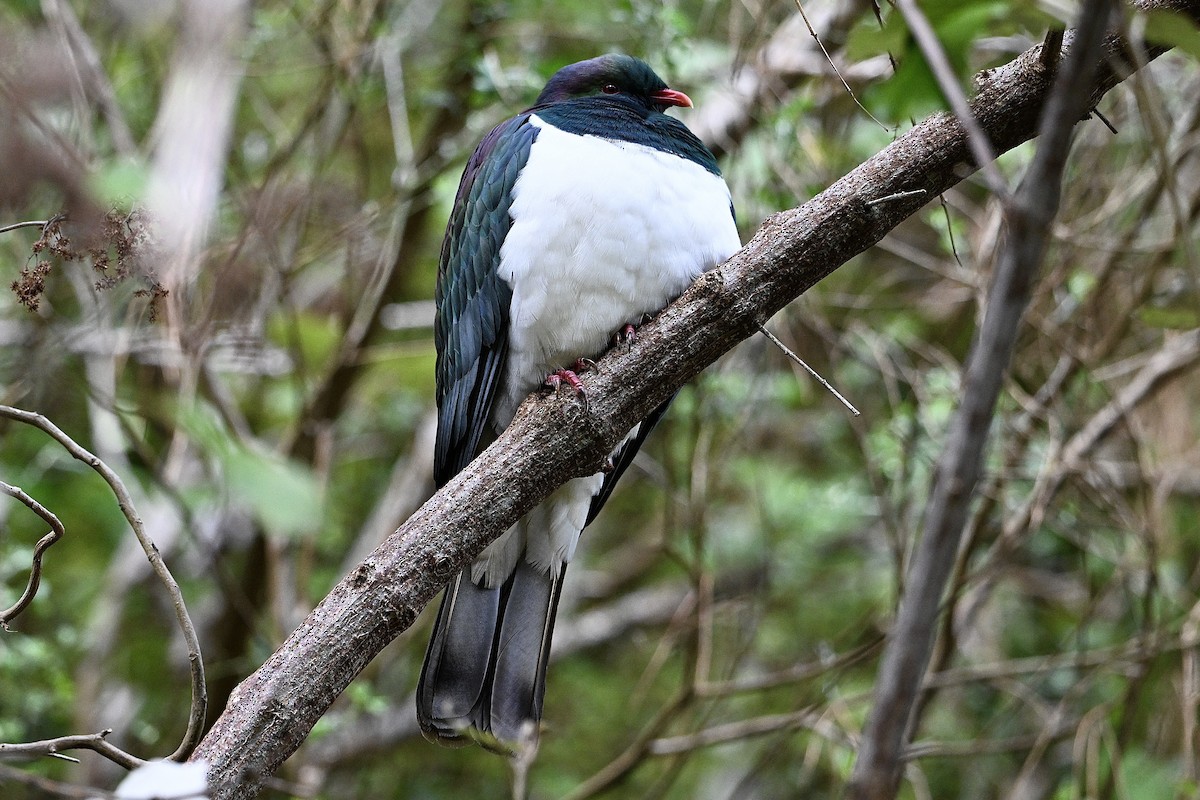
[613,323,637,351]
[544,368,589,412]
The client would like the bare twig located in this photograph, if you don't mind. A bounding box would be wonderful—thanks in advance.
[937,194,965,267]
[40,0,137,157]
[648,707,850,755]
[1040,29,1065,72]
[696,637,882,697]
[1092,108,1118,133]
[924,629,1200,689]
[1061,329,1200,469]
[757,323,861,415]
[904,722,1077,760]
[0,406,207,763]
[0,219,50,235]
[976,328,1200,575]
[0,730,139,770]
[848,2,1117,797]
[793,0,891,130]
[867,189,928,207]
[690,2,882,159]
[0,481,65,626]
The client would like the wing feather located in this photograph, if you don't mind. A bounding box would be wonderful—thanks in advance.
[434,116,538,486]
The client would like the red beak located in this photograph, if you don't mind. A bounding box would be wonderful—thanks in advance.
[651,88,693,108]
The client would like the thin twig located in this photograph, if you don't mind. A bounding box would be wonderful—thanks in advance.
[648,707,850,755]
[41,0,137,157]
[793,0,891,131]
[937,194,965,267]
[697,637,882,697]
[866,189,928,207]
[0,729,140,770]
[758,324,861,415]
[904,722,1077,760]
[1062,329,1200,468]
[0,481,65,626]
[1040,29,1065,71]
[982,328,1200,573]
[925,630,1199,689]
[0,405,207,763]
[0,220,49,235]
[1092,108,1118,133]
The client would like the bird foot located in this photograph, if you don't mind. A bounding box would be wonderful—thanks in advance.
[612,323,638,351]
[544,367,589,412]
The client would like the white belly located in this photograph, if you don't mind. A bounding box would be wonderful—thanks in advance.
[492,115,741,428]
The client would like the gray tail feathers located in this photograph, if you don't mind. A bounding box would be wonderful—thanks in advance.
[417,561,565,751]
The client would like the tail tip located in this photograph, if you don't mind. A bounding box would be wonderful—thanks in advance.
[416,709,540,757]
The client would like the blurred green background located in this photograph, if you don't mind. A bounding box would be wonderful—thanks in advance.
[2,0,1200,798]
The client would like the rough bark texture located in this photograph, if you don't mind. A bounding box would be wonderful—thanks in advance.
[192,3,1199,797]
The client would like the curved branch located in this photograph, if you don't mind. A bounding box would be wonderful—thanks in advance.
[191,3,1199,798]
[0,405,207,763]
[0,481,65,626]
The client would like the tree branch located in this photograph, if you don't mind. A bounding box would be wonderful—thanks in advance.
[0,406,207,764]
[848,0,1119,796]
[0,480,65,626]
[0,730,139,771]
[191,3,1199,797]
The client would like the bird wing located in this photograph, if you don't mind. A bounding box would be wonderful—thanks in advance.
[434,115,539,486]
[585,395,674,526]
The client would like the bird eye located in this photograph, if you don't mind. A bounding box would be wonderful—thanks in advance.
[601,84,619,94]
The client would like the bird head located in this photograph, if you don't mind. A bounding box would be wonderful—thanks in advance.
[535,54,693,112]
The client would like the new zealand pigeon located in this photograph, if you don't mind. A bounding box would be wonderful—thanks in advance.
[417,54,740,751]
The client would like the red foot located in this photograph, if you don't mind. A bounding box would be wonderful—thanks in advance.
[613,323,637,350]
[544,368,589,411]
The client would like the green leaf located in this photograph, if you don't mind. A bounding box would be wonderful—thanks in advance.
[175,402,323,538]
[1143,9,1200,59]
[220,443,323,538]
[1138,305,1200,329]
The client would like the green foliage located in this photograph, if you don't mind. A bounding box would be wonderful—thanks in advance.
[850,0,1054,121]
[1144,9,1200,58]
[176,402,324,539]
